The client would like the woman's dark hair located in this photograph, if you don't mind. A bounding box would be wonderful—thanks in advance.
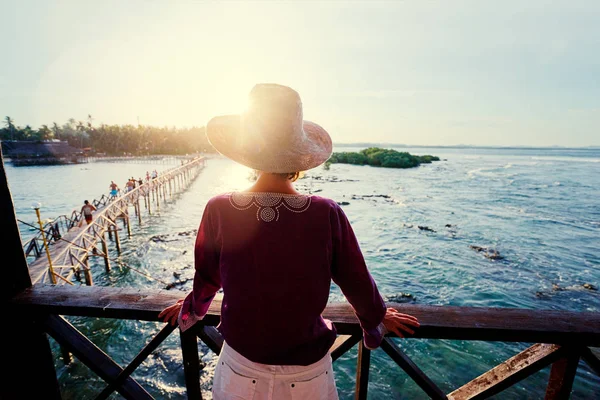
[276,172,301,182]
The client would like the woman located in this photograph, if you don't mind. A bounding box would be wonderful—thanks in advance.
[160,84,419,399]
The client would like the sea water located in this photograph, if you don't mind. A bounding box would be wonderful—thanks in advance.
[5,147,600,399]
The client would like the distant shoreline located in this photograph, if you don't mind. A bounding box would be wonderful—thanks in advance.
[333,143,600,151]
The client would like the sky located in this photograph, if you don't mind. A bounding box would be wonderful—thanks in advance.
[0,1,599,147]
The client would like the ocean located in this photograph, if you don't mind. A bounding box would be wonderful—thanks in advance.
[5,146,600,399]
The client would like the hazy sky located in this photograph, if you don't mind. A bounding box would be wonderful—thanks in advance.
[1,1,599,146]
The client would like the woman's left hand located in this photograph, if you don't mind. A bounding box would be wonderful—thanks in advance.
[159,299,184,326]
[383,307,420,338]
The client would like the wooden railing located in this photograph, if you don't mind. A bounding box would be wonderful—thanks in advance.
[85,155,199,165]
[9,285,600,399]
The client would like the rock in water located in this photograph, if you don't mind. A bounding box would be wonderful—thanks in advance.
[484,251,504,260]
[470,245,504,260]
[552,284,564,292]
[583,283,598,291]
[418,226,436,233]
[385,293,416,303]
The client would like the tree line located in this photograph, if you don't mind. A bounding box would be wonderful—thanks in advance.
[1,115,215,155]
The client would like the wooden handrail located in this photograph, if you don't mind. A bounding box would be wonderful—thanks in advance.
[10,285,600,345]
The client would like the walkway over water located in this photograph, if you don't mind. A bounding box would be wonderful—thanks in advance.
[84,155,198,165]
[26,157,205,285]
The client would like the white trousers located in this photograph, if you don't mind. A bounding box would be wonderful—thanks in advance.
[213,342,339,400]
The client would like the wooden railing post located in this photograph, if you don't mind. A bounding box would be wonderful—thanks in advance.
[112,225,121,253]
[0,147,61,399]
[101,232,111,272]
[125,215,132,238]
[180,330,203,399]
[83,255,93,286]
[545,347,581,400]
[355,340,371,400]
[136,198,142,224]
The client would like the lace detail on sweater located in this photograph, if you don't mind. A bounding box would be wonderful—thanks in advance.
[229,192,311,222]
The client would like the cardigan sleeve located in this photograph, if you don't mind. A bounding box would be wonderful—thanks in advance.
[178,201,222,332]
[330,203,387,349]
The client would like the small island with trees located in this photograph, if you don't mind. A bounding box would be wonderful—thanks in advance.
[327,147,440,169]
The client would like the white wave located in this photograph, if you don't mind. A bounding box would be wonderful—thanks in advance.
[530,156,600,163]
[467,168,485,177]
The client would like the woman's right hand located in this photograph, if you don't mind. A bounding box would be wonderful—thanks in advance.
[159,299,184,326]
[383,307,420,338]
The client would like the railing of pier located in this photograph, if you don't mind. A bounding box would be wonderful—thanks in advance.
[20,159,202,262]
[21,215,76,259]
[27,157,206,286]
[85,155,199,165]
[9,285,600,400]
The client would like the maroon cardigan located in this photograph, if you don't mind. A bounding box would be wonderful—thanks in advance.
[178,192,386,366]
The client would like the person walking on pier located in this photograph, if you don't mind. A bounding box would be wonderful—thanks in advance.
[160,84,419,399]
[109,181,119,199]
[80,200,96,225]
[125,178,135,192]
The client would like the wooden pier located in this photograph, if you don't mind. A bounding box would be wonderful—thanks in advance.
[1,148,599,399]
[84,155,199,165]
[26,156,205,286]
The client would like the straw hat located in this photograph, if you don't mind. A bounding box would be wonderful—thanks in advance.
[206,84,332,173]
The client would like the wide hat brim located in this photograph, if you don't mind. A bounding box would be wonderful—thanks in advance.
[206,115,333,173]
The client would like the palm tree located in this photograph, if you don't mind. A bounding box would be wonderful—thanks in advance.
[76,121,85,148]
[51,122,61,140]
[4,116,15,140]
[39,125,53,140]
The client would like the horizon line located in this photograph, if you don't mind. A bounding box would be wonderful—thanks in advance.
[332,143,600,150]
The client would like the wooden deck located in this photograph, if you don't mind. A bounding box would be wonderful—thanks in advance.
[10,284,600,399]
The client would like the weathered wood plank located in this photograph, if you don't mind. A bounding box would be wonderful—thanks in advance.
[545,348,581,400]
[181,330,203,400]
[10,285,600,345]
[355,341,370,400]
[44,314,152,400]
[330,334,361,362]
[381,338,447,400]
[448,343,565,400]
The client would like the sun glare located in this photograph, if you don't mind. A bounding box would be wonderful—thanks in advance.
[223,162,254,191]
